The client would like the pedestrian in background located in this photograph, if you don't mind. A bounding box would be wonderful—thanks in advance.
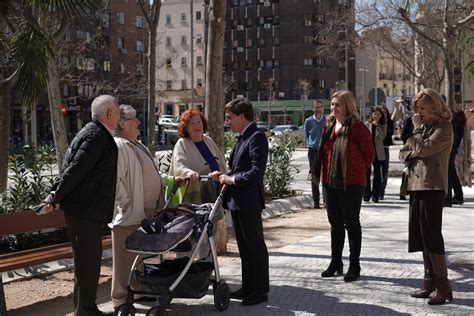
[44,95,120,316]
[455,111,471,187]
[304,100,326,208]
[399,88,453,305]
[445,109,465,206]
[380,105,394,200]
[211,97,269,306]
[314,90,374,282]
[363,106,387,203]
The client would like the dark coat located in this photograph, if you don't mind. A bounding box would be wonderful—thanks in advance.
[224,122,268,211]
[52,120,118,223]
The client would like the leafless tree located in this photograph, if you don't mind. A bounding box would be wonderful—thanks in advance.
[298,79,312,124]
[357,0,473,108]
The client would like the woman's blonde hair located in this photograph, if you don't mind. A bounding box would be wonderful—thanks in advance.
[413,88,452,122]
[326,90,360,127]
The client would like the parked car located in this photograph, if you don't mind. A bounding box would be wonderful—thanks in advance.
[158,117,179,130]
[270,125,304,144]
[271,125,300,136]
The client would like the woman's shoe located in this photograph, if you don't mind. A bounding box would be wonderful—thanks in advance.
[344,265,361,282]
[321,261,343,277]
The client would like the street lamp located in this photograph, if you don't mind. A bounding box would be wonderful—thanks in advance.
[358,68,369,120]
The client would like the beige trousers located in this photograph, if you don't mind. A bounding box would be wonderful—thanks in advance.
[111,209,156,307]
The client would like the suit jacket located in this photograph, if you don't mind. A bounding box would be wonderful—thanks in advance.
[400,120,453,193]
[224,122,268,211]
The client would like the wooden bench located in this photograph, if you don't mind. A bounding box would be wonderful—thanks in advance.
[0,209,112,315]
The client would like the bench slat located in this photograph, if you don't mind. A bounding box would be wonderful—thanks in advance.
[0,237,112,273]
[0,209,66,236]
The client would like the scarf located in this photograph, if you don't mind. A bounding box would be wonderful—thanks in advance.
[324,121,350,190]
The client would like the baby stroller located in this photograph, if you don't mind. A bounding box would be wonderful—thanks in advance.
[114,179,230,316]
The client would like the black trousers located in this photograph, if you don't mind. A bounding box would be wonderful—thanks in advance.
[231,209,269,295]
[323,185,365,262]
[364,159,382,200]
[64,212,104,316]
[409,190,446,254]
[308,148,320,204]
[446,153,463,201]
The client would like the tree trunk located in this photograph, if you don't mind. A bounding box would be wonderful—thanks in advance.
[443,0,455,109]
[205,0,227,254]
[146,2,161,153]
[0,79,12,193]
[47,58,68,169]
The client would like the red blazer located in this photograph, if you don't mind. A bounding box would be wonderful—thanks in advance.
[320,121,374,187]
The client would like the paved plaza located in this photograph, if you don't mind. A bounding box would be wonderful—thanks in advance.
[95,148,474,315]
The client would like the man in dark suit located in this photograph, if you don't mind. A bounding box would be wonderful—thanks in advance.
[210,97,269,306]
[45,95,120,316]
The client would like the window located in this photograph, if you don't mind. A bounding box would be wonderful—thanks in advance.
[233,62,239,70]
[136,40,143,52]
[181,35,187,44]
[274,59,280,68]
[266,60,273,68]
[102,14,109,27]
[181,13,186,22]
[304,58,313,66]
[258,39,265,47]
[166,80,172,90]
[181,57,187,66]
[247,0,253,4]
[246,60,253,70]
[196,56,203,65]
[246,39,252,47]
[319,79,326,88]
[103,60,111,72]
[232,0,238,6]
[166,15,171,24]
[274,37,279,46]
[196,35,202,44]
[118,12,125,25]
[233,40,239,48]
[196,11,202,20]
[166,37,172,45]
[197,79,203,88]
[247,18,253,26]
[136,16,145,28]
[166,58,172,68]
[117,37,124,49]
[120,63,125,73]
[137,64,144,75]
[182,80,187,89]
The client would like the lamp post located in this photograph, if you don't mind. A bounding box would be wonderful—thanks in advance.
[358,68,369,120]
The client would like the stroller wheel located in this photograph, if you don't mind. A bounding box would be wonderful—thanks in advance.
[213,281,230,311]
[146,306,167,316]
[114,303,136,316]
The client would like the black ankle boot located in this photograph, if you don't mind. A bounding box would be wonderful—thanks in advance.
[321,260,343,278]
[344,264,361,282]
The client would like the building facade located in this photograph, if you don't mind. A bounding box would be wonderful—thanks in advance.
[223,0,354,125]
[155,0,207,117]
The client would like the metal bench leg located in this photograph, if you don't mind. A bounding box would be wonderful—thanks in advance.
[0,274,7,316]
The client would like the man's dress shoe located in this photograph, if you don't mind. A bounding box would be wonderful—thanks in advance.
[230,288,251,299]
[242,293,268,306]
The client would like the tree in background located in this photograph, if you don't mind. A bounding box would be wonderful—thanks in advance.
[138,0,161,152]
[0,0,94,192]
[357,0,473,108]
[298,79,312,125]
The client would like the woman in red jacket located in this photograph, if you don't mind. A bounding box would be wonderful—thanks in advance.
[314,90,375,282]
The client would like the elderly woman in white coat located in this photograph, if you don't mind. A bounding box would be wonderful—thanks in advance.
[110,104,185,308]
[363,106,387,203]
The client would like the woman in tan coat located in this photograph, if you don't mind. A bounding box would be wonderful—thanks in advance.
[400,88,453,305]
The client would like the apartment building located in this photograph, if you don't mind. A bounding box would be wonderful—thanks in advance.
[223,0,354,125]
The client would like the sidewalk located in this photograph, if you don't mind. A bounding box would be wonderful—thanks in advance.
[7,149,474,315]
[92,151,473,315]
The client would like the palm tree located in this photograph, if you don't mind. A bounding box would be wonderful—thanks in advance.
[0,0,94,193]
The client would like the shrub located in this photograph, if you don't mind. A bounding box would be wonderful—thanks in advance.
[264,134,299,198]
[0,145,57,214]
